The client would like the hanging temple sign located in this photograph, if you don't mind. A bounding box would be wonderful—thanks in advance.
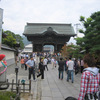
[23,23,76,52]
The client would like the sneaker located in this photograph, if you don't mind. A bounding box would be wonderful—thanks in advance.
[72,81,74,83]
[67,80,69,82]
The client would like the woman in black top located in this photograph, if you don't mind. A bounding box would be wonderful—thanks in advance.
[37,58,45,79]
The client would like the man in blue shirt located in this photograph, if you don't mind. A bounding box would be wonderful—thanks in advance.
[26,56,36,81]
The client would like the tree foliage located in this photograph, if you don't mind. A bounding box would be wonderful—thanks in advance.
[61,43,83,59]
[2,32,16,47]
[76,11,100,58]
[15,34,24,49]
[2,30,24,49]
[61,44,72,58]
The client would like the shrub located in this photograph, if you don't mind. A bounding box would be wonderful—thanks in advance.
[0,91,16,100]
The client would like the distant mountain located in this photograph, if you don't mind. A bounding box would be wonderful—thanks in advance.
[22,35,31,46]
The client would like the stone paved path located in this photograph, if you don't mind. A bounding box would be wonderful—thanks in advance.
[6,62,81,100]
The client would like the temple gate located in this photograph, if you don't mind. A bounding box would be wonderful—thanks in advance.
[23,23,75,52]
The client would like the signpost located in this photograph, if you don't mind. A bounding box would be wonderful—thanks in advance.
[0,8,3,50]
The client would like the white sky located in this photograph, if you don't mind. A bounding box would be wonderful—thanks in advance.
[0,0,100,44]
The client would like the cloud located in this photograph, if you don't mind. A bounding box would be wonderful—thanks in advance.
[0,0,100,41]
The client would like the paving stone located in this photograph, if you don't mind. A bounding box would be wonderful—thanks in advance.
[5,57,82,100]
[41,97,52,100]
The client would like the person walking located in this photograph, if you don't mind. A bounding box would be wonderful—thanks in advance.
[51,57,55,69]
[24,57,28,70]
[58,58,65,80]
[67,57,74,83]
[74,59,80,75]
[20,57,25,68]
[80,59,84,73]
[26,56,36,81]
[78,54,100,100]
[43,57,48,71]
[37,58,45,79]
[54,58,58,68]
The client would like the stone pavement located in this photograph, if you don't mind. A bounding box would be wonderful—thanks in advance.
[6,62,81,100]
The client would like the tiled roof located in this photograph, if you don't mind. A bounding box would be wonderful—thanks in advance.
[23,23,75,35]
[1,44,16,51]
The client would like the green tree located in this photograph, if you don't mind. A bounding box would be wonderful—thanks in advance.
[76,11,100,58]
[15,34,24,49]
[2,30,24,49]
[2,32,16,47]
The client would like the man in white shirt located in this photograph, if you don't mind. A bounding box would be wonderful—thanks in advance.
[43,57,48,71]
[67,57,74,83]
[26,56,36,81]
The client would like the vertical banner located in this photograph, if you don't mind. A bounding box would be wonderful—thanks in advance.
[0,8,3,50]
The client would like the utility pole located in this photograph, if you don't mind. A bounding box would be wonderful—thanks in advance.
[74,23,80,37]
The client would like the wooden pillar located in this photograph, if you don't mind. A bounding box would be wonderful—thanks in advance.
[54,44,57,53]
[57,44,64,52]
[32,44,34,52]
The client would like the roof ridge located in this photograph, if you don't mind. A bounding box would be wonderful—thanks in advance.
[27,23,71,26]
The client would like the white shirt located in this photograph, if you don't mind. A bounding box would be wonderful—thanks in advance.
[43,58,48,65]
[51,58,54,63]
[67,60,74,70]
[26,59,35,67]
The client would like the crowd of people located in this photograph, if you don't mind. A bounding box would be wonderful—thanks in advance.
[15,52,100,100]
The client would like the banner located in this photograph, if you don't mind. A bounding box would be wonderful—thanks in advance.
[0,8,3,50]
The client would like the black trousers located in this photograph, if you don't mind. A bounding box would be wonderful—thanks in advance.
[25,64,27,70]
[81,66,84,73]
[37,69,44,79]
[29,67,35,80]
[44,65,48,71]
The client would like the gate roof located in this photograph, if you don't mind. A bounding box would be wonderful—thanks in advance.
[23,23,75,36]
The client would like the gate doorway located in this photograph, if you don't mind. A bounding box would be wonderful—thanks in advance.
[43,45,54,54]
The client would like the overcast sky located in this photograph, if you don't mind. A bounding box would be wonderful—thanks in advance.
[0,0,100,44]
